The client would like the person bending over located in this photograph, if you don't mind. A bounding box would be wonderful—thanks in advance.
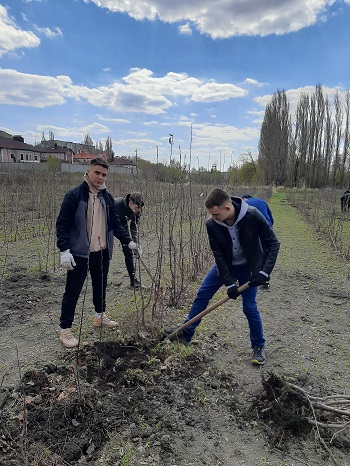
[166,188,280,365]
[114,192,144,288]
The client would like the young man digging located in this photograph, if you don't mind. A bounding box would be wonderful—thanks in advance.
[165,188,280,365]
[56,157,142,348]
[114,192,144,288]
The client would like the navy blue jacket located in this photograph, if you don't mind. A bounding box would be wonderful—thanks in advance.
[56,181,131,259]
[244,197,274,226]
[206,197,280,286]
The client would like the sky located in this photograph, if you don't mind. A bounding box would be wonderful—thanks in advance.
[1,0,350,170]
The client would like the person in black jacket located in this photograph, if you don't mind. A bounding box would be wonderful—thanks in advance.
[56,158,141,348]
[341,188,350,212]
[114,193,144,288]
[166,188,280,365]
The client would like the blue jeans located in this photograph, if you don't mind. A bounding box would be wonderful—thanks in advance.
[183,263,265,348]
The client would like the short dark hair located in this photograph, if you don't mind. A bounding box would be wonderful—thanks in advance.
[205,188,231,209]
[130,192,144,207]
[89,157,109,170]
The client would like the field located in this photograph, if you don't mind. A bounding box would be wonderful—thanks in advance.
[0,170,349,466]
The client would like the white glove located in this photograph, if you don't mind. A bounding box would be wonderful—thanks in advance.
[60,249,76,271]
[128,241,142,256]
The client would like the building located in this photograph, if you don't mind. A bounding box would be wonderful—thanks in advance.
[0,131,136,174]
[111,156,136,174]
[73,151,108,164]
[0,133,72,163]
[0,134,41,163]
[39,139,94,154]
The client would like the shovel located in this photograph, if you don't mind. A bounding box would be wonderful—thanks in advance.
[163,281,250,343]
[138,255,153,281]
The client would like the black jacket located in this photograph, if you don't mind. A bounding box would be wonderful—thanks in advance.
[206,196,280,286]
[56,181,131,259]
[114,194,141,242]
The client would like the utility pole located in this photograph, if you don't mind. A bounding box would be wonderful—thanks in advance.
[169,134,173,165]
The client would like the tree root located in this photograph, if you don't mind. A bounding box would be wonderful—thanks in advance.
[250,372,350,466]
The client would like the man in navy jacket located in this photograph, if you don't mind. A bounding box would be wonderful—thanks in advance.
[56,158,141,348]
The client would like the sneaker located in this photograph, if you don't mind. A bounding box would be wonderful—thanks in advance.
[59,328,79,348]
[163,327,192,344]
[251,346,266,365]
[93,313,117,328]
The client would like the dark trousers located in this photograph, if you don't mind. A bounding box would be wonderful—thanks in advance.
[122,244,135,283]
[60,249,110,329]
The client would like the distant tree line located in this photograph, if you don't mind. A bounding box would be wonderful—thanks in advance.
[259,85,350,188]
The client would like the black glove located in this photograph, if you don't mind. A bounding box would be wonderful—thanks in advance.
[249,271,270,288]
[227,281,240,300]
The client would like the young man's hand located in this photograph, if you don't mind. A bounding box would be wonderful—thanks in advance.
[226,281,240,299]
[128,241,142,256]
[60,249,76,271]
[249,271,269,287]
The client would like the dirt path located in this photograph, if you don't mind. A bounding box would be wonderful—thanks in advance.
[1,193,350,465]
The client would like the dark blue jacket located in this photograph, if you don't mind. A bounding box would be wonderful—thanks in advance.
[244,197,274,226]
[56,181,131,259]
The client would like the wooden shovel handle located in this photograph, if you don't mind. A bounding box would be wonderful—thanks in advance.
[164,281,250,342]
[138,255,153,280]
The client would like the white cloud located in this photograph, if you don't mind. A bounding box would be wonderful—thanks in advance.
[0,4,40,56]
[192,122,260,146]
[34,25,63,38]
[178,22,192,35]
[254,85,343,112]
[247,109,265,116]
[191,82,247,102]
[0,69,72,106]
[84,0,335,38]
[97,115,130,123]
[245,78,265,87]
[0,67,247,112]
[143,120,159,126]
[38,122,110,140]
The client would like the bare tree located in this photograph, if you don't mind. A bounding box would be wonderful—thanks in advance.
[105,136,114,161]
[323,97,335,186]
[308,85,325,187]
[83,134,94,154]
[293,92,310,187]
[332,91,343,187]
[340,89,350,187]
[259,89,290,186]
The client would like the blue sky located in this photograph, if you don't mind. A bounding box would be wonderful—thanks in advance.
[1,0,350,170]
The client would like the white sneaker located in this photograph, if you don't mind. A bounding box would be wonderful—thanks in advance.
[59,328,79,348]
[93,313,117,328]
